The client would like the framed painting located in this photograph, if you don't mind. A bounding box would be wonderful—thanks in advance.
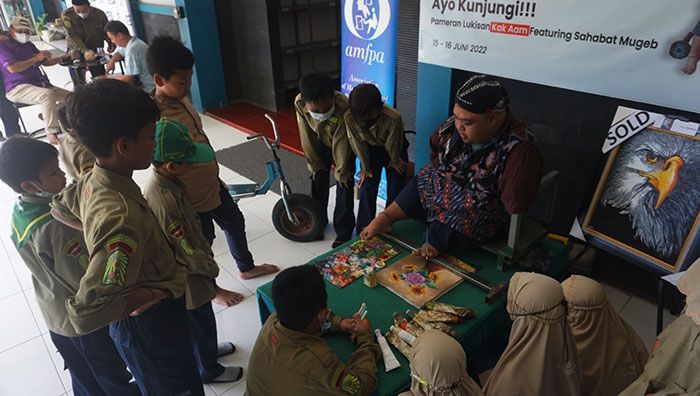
[582,125,700,273]
[376,255,463,308]
[314,237,398,287]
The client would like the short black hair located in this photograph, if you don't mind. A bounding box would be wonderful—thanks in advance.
[67,79,160,158]
[146,35,195,78]
[349,83,383,121]
[105,20,129,36]
[299,71,335,103]
[0,137,58,193]
[271,266,327,331]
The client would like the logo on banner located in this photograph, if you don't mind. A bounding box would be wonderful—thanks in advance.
[344,0,391,40]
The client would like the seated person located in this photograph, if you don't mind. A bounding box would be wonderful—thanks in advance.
[345,83,408,235]
[620,258,700,395]
[361,75,542,258]
[102,21,154,93]
[398,330,484,396]
[0,16,70,144]
[562,275,648,396]
[483,272,581,396]
[246,265,380,396]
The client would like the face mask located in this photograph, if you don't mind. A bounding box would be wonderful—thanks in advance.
[318,310,332,334]
[14,33,28,44]
[30,182,54,199]
[309,105,335,122]
[77,11,90,19]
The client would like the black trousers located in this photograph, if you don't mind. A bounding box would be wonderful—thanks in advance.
[187,301,224,382]
[310,136,356,242]
[49,328,139,396]
[109,297,204,396]
[355,140,408,234]
[69,64,106,86]
[0,90,20,137]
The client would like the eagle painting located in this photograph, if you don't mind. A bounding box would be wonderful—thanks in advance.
[590,128,700,265]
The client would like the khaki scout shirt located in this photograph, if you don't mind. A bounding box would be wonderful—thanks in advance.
[345,104,405,172]
[246,312,380,396]
[61,7,109,52]
[52,165,187,334]
[12,195,87,337]
[154,92,222,212]
[143,170,219,310]
[294,92,354,184]
[59,133,95,181]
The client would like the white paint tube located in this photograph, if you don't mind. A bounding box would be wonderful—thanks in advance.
[390,325,417,345]
[375,329,401,372]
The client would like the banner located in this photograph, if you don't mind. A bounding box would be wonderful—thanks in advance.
[341,0,399,106]
[418,0,700,113]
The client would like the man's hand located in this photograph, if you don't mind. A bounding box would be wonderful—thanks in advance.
[337,174,354,189]
[105,59,116,74]
[358,169,373,187]
[130,288,168,316]
[35,51,52,63]
[388,160,407,175]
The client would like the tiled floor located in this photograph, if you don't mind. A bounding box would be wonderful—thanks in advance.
[0,40,677,396]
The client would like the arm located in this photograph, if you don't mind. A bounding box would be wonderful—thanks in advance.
[42,57,62,67]
[384,115,405,164]
[321,320,380,396]
[105,52,124,74]
[331,119,355,188]
[297,110,326,174]
[6,53,43,73]
[161,210,217,277]
[51,208,83,231]
[346,123,372,173]
[498,142,543,214]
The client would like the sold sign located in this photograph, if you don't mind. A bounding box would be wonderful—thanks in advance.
[602,111,661,153]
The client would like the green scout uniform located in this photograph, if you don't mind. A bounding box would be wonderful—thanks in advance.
[59,133,95,181]
[52,165,187,334]
[344,104,404,173]
[246,312,381,396]
[61,7,109,52]
[11,195,87,337]
[294,91,354,183]
[144,171,218,310]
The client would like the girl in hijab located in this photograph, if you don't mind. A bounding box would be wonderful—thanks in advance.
[483,272,581,396]
[399,330,484,396]
[562,275,648,396]
[620,258,700,395]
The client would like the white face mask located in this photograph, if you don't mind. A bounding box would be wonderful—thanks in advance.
[30,182,54,199]
[77,11,90,19]
[309,105,335,122]
[14,33,28,44]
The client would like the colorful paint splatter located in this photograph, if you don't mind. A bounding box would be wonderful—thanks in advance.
[314,237,398,288]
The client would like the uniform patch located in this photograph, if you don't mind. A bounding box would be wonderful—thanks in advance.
[64,239,88,270]
[106,234,137,255]
[179,239,194,256]
[102,250,128,287]
[168,222,194,256]
[331,368,360,395]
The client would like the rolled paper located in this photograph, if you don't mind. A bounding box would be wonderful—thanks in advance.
[390,325,417,345]
[375,329,401,372]
[425,301,474,318]
[385,332,413,359]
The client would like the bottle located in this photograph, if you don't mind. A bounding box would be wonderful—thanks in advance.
[363,267,377,288]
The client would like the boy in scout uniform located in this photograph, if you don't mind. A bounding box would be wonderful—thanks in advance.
[295,71,356,247]
[144,118,243,383]
[345,83,408,235]
[61,0,112,86]
[147,35,278,289]
[57,101,94,181]
[0,137,137,396]
[53,79,204,395]
[246,265,380,396]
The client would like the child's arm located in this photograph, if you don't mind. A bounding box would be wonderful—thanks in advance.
[161,210,218,278]
[51,208,83,231]
[296,109,327,175]
[384,115,407,175]
[346,116,372,178]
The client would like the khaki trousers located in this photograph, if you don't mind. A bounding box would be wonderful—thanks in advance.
[6,84,70,134]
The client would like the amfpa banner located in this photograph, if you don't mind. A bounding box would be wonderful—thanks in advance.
[341,0,399,106]
[418,0,700,113]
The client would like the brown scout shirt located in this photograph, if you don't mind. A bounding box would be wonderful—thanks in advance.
[246,312,380,396]
[345,104,405,173]
[59,133,95,181]
[143,170,219,310]
[52,165,187,334]
[294,92,354,184]
[13,195,88,337]
[154,93,222,212]
[61,6,109,52]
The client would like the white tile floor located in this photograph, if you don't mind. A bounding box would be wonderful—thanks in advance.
[0,40,676,395]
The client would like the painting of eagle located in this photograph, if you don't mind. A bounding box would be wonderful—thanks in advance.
[585,127,700,270]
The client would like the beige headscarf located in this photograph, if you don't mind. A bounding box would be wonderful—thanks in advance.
[562,275,648,396]
[483,272,581,396]
[399,330,484,396]
[620,258,700,395]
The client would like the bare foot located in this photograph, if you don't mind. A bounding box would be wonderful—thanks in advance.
[412,242,439,259]
[47,133,59,145]
[213,287,244,307]
[240,264,279,280]
[359,214,392,240]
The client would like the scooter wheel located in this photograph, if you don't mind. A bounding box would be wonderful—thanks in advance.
[272,194,325,242]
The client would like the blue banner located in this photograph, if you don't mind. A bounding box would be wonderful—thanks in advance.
[340,0,398,106]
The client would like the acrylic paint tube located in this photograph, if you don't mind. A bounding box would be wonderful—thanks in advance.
[375,329,401,372]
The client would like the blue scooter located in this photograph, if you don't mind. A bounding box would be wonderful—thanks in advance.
[227,114,325,242]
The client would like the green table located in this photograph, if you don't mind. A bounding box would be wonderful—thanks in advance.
[256,220,567,396]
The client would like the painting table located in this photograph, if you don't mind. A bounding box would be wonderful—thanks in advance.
[256,219,567,395]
